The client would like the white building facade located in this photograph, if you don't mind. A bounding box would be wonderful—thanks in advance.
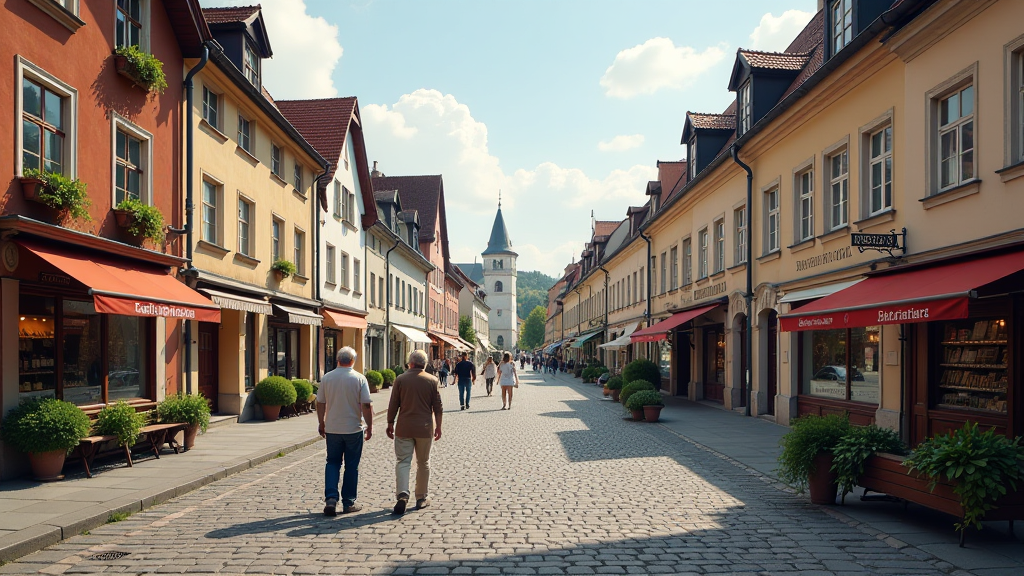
[481,204,518,351]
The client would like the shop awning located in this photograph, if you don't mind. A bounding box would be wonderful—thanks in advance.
[478,336,493,351]
[779,279,864,304]
[322,308,367,330]
[571,330,603,348]
[200,288,272,315]
[431,331,469,351]
[630,304,720,343]
[457,336,476,350]
[273,304,322,326]
[393,324,431,344]
[19,240,220,323]
[779,250,1024,332]
[543,340,564,354]
[598,322,640,349]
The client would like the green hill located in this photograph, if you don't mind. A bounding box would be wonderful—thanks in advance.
[517,270,556,318]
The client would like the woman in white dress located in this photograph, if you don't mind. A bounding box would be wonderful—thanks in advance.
[497,352,519,410]
[482,357,497,396]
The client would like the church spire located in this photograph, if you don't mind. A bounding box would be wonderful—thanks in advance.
[482,198,516,256]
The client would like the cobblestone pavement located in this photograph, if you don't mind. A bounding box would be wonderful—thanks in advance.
[1,371,968,575]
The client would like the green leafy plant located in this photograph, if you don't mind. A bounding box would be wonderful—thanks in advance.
[381,369,397,387]
[625,389,664,411]
[255,376,298,406]
[366,370,384,391]
[114,45,168,93]
[0,398,91,454]
[391,365,406,376]
[107,511,131,523]
[579,367,592,380]
[22,168,91,221]
[291,379,314,403]
[605,375,625,391]
[115,198,165,241]
[311,382,319,396]
[622,359,662,390]
[831,425,906,502]
[271,259,297,278]
[620,380,656,406]
[777,413,852,492]
[904,422,1024,534]
[94,401,146,447]
[156,393,211,433]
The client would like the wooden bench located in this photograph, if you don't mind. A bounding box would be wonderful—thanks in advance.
[70,405,187,477]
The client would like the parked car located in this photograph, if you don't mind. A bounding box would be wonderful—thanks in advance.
[812,366,865,382]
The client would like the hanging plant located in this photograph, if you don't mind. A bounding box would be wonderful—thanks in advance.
[114,198,165,241]
[21,168,91,222]
[113,45,168,94]
[271,259,297,278]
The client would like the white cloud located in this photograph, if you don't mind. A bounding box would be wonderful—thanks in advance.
[362,89,656,277]
[600,37,728,99]
[598,134,645,152]
[749,10,815,52]
[201,0,343,99]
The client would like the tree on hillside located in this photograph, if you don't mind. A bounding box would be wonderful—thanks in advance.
[518,305,547,350]
[458,315,476,345]
[516,270,557,318]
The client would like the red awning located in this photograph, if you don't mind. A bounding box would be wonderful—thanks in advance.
[630,304,720,343]
[780,250,1024,332]
[323,309,367,330]
[18,240,221,323]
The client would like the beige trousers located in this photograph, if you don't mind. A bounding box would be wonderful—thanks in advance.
[394,436,432,499]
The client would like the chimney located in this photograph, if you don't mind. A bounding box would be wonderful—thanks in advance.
[371,161,383,178]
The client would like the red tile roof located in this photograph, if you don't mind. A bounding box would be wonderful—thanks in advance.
[686,112,736,130]
[594,221,619,237]
[738,49,811,71]
[202,5,260,24]
[277,97,357,180]
[781,10,825,100]
[371,175,444,244]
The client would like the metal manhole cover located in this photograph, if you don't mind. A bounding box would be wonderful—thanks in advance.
[91,551,129,561]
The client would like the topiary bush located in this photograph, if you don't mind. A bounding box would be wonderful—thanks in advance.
[291,379,314,403]
[579,367,591,380]
[625,389,664,411]
[381,369,397,387]
[366,370,384,391]
[0,398,91,454]
[94,401,146,447]
[620,380,656,405]
[157,393,211,433]
[255,376,297,406]
[606,375,625,391]
[623,359,662,391]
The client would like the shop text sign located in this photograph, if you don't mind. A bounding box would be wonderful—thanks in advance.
[133,301,197,319]
[795,247,853,272]
[694,281,726,301]
[851,233,899,249]
[780,297,968,332]
[94,294,221,323]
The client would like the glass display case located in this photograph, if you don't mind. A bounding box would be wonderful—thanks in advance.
[935,318,1008,414]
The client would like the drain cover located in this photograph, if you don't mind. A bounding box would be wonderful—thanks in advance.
[91,551,129,561]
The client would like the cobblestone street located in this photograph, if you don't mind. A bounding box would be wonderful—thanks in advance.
[2,372,963,575]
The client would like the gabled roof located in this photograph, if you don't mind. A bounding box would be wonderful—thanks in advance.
[371,175,445,247]
[202,5,272,57]
[739,49,811,71]
[482,205,515,256]
[454,263,484,285]
[594,220,619,237]
[687,112,737,130]
[374,189,399,204]
[163,0,213,58]
[657,160,688,201]
[202,4,260,24]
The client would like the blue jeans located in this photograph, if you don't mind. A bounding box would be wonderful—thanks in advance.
[458,380,472,407]
[325,431,364,506]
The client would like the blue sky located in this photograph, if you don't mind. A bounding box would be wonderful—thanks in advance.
[204,0,817,277]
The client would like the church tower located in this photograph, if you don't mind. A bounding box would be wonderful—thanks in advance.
[482,197,518,351]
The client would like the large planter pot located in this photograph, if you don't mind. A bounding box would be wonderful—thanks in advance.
[808,452,839,505]
[602,386,610,397]
[272,270,287,282]
[28,450,66,482]
[630,409,645,421]
[643,405,663,422]
[262,405,283,422]
[20,176,46,203]
[113,208,134,229]
[114,55,149,90]
[610,390,620,402]
[183,424,200,451]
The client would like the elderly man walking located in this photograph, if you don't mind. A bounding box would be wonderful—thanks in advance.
[316,347,373,516]
[386,350,443,515]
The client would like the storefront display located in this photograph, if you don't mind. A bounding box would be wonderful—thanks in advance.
[934,317,1008,414]
[270,325,300,379]
[800,326,880,405]
[703,325,725,403]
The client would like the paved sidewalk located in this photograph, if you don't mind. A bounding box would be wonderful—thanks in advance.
[0,387,393,562]
[546,369,1024,576]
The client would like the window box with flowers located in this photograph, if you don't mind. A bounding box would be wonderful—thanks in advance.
[19,168,91,223]
[271,259,296,281]
[113,46,168,94]
[114,198,165,243]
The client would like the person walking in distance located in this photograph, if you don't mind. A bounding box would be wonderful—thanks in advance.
[481,356,497,397]
[453,351,476,410]
[317,347,373,517]
[438,358,450,388]
[498,351,520,410]
[387,350,443,515]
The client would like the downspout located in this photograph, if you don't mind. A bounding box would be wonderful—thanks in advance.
[383,237,400,368]
[598,264,610,365]
[312,164,330,381]
[731,145,754,418]
[638,229,653,360]
[171,43,210,395]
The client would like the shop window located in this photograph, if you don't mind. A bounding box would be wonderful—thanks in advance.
[324,331,338,372]
[62,300,102,405]
[107,314,146,401]
[799,326,879,404]
[244,312,256,391]
[934,318,1008,414]
[18,295,56,399]
[270,326,299,379]
[202,86,219,130]
[659,340,671,380]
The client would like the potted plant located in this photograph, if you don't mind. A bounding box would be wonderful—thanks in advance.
[366,370,384,393]
[291,379,314,413]
[392,365,406,377]
[830,424,906,503]
[271,259,296,281]
[381,368,397,388]
[777,413,851,504]
[19,168,91,223]
[626,390,664,422]
[622,358,662,391]
[0,398,91,481]
[619,380,655,407]
[606,375,624,402]
[156,393,211,451]
[604,375,622,397]
[113,45,169,93]
[94,401,146,448]
[904,422,1024,540]
[114,198,165,243]
[255,376,297,421]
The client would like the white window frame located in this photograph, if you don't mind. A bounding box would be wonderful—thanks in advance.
[114,0,150,52]
[293,163,303,192]
[764,187,780,254]
[111,113,153,206]
[325,244,336,285]
[200,174,223,245]
[271,143,282,177]
[714,219,725,274]
[734,207,747,265]
[827,149,850,230]
[243,41,259,86]
[937,85,975,192]
[293,228,305,276]
[16,57,78,178]
[795,165,814,243]
[738,81,752,135]
[237,195,253,257]
[867,124,893,215]
[340,251,350,289]
[688,140,698,179]
[698,228,709,279]
[831,0,852,54]
[271,217,282,262]
[333,181,342,218]
[659,251,667,294]
[925,65,978,197]
[353,258,361,294]
[670,246,678,290]
[370,272,377,306]
[201,85,220,130]
[682,238,692,286]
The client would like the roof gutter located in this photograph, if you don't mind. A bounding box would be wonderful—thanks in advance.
[731,145,753,417]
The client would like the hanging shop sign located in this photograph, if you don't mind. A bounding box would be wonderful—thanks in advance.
[851,228,906,259]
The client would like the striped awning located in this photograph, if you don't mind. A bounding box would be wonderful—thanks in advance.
[200,288,272,315]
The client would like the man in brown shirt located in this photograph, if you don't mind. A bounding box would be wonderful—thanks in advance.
[386,349,443,515]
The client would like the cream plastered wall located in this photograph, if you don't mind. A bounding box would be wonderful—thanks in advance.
[597,234,654,369]
[560,270,605,338]
[365,227,388,329]
[321,131,367,313]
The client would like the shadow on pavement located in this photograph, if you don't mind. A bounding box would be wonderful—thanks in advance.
[204,509,398,539]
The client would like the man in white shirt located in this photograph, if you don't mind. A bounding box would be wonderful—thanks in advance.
[316,346,372,516]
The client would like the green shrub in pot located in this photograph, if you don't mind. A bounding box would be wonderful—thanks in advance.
[831,424,906,503]
[619,380,656,406]
[776,413,851,493]
[156,393,211,433]
[0,397,91,454]
[366,370,384,391]
[255,376,298,406]
[625,389,664,411]
[605,375,625,391]
[622,359,662,390]
[94,401,147,447]
[291,379,314,403]
[381,369,397,387]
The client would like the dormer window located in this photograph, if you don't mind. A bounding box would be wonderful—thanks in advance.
[243,43,259,86]
[738,81,752,135]
[831,0,852,54]
[688,141,697,179]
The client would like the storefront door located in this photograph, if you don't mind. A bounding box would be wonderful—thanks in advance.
[767,312,778,415]
[270,326,300,379]
[703,325,725,403]
[675,330,691,396]
[324,330,339,373]
[198,322,219,411]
